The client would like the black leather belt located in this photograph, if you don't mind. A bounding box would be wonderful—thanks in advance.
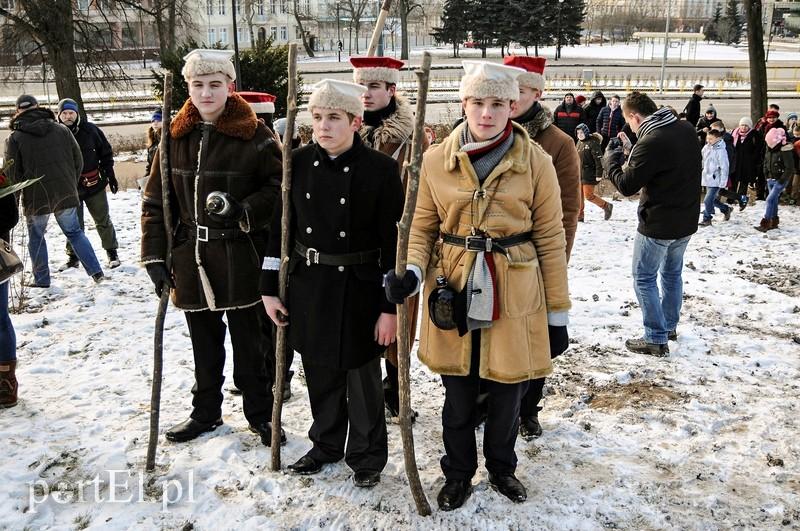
[295,242,380,266]
[179,221,246,241]
[442,231,532,253]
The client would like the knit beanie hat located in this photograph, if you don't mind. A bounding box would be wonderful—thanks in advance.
[57,98,79,115]
[308,79,366,117]
[576,95,586,106]
[786,112,797,122]
[503,55,546,93]
[738,116,753,128]
[765,109,780,119]
[181,49,236,81]
[151,109,163,122]
[459,61,525,102]
[575,123,590,137]
[350,56,404,85]
[15,94,38,111]
[765,127,786,148]
[705,106,716,115]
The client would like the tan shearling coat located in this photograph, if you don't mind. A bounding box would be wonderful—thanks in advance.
[407,122,571,384]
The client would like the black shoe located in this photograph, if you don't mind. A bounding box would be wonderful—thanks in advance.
[519,414,543,441]
[437,479,472,511]
[249,421,287,447]
[165,417,223,442]
[58,255,80,272]
[723,209,732,221]
[625,338,669,356]
[668,330,678,341]
[698,218,712,227]
[603,202,614,220]
[23,280,50,288]
[353,470,381,488]
[283,370,294,401]
[107,249,121,269]
[92,272,105,283]
[287,454,324,475]
[488,472,527,503]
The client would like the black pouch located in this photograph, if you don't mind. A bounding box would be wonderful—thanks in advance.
[428,275,469,336]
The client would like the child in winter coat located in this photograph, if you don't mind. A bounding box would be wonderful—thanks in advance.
[575,123,612,221]
[756,127,796,232]
[699,128,731,226]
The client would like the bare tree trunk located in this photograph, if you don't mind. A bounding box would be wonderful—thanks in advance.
[49,45,85,117]
[400,2,409,60]
[394,52,433,517]
[292,0,315,57]
[167,1,177,51]
[146,72,174,473]
[744,0,767,123]
[271,44,298,470]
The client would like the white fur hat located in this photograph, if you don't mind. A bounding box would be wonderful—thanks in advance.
[182,49,236,81]
[308,79,367,117]
[459,61,525,102]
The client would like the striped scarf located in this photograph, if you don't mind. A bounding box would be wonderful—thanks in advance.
[459,120,515,183]
[627,107,677,164]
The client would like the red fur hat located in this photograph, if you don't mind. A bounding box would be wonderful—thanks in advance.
[503,56,546,92]
[350,56,404,85]
[238,91,276,114]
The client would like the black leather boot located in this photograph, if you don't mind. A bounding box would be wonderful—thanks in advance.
[165,417,223,442]
[248,421,287,447]
[488,472,527,503]
[437,479,472,511]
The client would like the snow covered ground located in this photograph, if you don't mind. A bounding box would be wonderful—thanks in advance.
[2,192,799,530]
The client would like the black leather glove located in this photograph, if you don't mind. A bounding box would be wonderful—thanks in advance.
[205,192,244,222]
[548,325,569,358]
[384,270,418,304]
[145,262,174,297]
[602,142,624,173]
[107,173,119,194]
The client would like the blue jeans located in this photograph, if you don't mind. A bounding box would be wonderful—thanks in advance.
[0,281,15,362]
[703,187,730,220]
[765,179,786,220]
[632,233,692,345]
[25,207,102,286]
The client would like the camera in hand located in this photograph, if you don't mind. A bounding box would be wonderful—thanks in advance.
[206,191,233,216]
[607,137,622,150]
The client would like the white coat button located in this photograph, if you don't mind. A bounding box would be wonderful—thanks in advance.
[339,231,346,237]
[338,266,345,272]
[313,161,319,167]
[340,197,346,204]
[306,227,313,234]
[343,166,350,172]
[306,193,311,199]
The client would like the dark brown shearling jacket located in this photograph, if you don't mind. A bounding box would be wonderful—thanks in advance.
[141,94,282,311]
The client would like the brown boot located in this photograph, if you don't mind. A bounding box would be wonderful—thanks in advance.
[754,218,770,233]
[0,361,18,408]
[769,216,780,230]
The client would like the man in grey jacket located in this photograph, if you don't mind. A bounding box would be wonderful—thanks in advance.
[4,95,104,287]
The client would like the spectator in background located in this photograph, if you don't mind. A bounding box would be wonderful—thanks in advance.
[699,128,732,227]
[755,104,783,133]
[0,192,19,408]
[683,84,704,127]
[785,112,797,141]
[710,121,741,209]
[791,125,800,202]
[732,117,764,210]
[4,95,104,288]
[585,90,606,134]
[756,127,795,232]
[575,94,586,108]
[602,91,701,356]
[56,98,121,270]
[596,94,625,149]
[273,117,302,149]
[575,123,612,221]
[140,109,162,191]
[553,92,586,142]
[695,105,720,145]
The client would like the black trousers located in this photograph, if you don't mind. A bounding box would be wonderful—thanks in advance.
[519,377,546,418]
[384,358,399,410]
[303,356,388,473]
[440,331,528,481]
[185,305,274,425]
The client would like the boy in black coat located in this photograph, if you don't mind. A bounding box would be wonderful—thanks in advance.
[261,79,404,488]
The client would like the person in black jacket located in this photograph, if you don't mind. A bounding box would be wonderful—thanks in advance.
[683,84,704,127]
[585,90,607,134]
[0,191,19,408]
[596,94,625,149]
[695,105,720,145]
[603,91,701,356]
[261,79,404,489]
[553,93,587,142]
[56,98,120,269]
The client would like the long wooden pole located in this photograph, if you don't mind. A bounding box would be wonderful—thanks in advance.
[394,52,432,516]
[271,43,298,469]
[367,0,392,56]
[146,71,174,472]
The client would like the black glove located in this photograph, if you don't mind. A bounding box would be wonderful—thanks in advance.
[205,192,244,221]
[107,173,119,194]
[384,270,418,304]
[602,141,624,173]
[548,325,569,358]
[145,262,174,297]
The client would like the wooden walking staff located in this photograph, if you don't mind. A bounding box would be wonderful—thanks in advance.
[271,43,298,470]
[367,0,392,56]
[146,71,174,472]
[395,51,432,516]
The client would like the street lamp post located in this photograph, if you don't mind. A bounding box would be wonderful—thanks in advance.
[659,0,672,94]
[556,0,565,60]
[337,3,342,62]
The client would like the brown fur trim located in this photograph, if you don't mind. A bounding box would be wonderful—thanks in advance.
[521,103,554,138]
[170,93,258,140]
[359,93,414,150]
